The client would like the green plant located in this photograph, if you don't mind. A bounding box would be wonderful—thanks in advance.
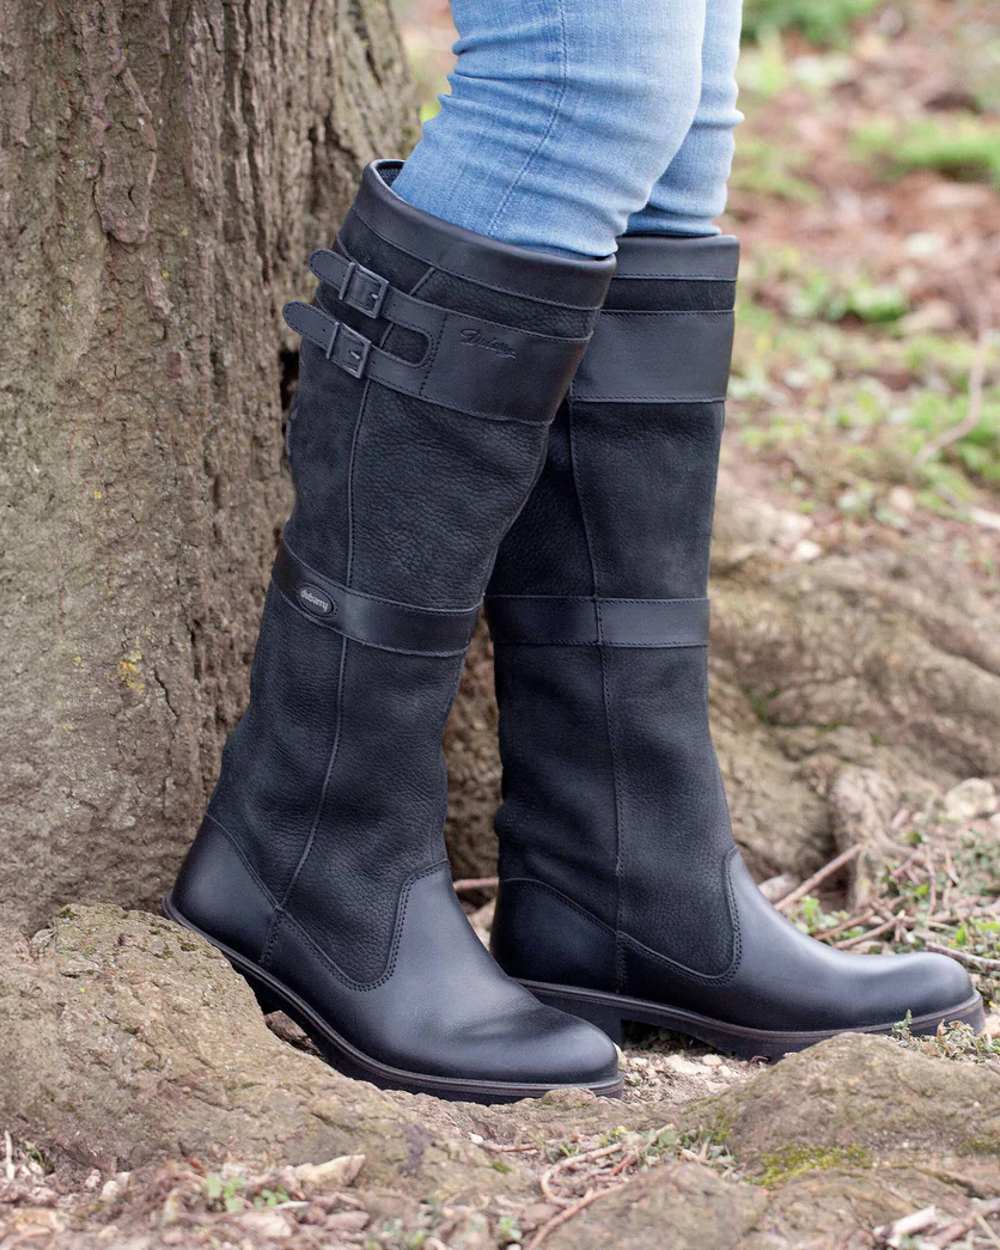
[893,1017,1000,1064]
[204,1172,247,1213]
[254,1186,290,1209]
[730,137,818,202]
[788,269,908,324]
[742,0,880,48]
[855,116,1000,186]
[497,1214,523,1246]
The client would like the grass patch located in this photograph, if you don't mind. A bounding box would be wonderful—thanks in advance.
[743,0,880,47]
[731,137,819,202]
[855,116,1000,186]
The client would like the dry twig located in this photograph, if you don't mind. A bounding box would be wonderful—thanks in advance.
[915,326,992,466]
[836,914,900,949]
[776,845,862,913]
[526,1186,621,1250]
[452,876,499,894]
[921,941,1000,973]
[933,1199,1000,1247]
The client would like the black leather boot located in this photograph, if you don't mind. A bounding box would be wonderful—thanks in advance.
[486,234,984,1059]
[166,161,621,1102]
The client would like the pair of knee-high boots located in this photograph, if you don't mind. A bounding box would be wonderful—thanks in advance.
[168,161,981,1102]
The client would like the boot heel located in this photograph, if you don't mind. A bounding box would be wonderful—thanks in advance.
[537,990,625,1046]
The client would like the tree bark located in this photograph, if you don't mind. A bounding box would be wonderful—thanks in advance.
[1,0,416,931]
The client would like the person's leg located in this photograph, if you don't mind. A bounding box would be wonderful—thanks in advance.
[627,0,744,237]
[392,0,709,258]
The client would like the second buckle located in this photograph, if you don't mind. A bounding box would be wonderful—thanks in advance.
[330,322,372,379]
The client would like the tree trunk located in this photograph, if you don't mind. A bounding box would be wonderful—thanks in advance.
[1,0,416,932]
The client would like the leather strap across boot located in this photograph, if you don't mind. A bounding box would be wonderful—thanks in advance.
[166,160,621,1102]
[486,234,984,1059]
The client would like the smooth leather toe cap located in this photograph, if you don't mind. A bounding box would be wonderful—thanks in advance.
[429,991,620,1086]
[879,950,976,1021]
[517,1001,620,1087]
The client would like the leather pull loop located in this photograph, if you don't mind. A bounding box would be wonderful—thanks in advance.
[486,595,710,649]
[273,540,480,657]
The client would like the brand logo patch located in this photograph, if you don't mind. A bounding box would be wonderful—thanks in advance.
[297,584,334,616]
[459,327,517,359]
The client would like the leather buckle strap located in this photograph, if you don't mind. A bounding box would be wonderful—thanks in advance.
[485,594,710,649]
[284,302,373,380]
[310,250,390,319]
[324,319,371,378]
[283,292,590,425]
[273,540,480,657]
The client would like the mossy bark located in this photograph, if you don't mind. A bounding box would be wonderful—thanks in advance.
[0,0,415,931]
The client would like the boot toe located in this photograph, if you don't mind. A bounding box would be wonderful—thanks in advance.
[525,1001,621,1087]
[891,951,976,1021]
[456,997,620,1088]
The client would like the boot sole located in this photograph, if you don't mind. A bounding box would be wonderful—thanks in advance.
[160,896,623,1104]
[521,978,986,1061]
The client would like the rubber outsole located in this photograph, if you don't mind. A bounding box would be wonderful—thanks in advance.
[160,896,623,1103]
[522,978,987,1060]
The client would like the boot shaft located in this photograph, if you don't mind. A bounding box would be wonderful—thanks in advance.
[489,234,738,601]
[487,234,740,982]
[194,163,614,985]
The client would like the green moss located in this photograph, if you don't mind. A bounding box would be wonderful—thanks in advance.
[756,1143,872,1187]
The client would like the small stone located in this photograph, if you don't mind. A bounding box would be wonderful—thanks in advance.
[792,538,822,562]
[292,1154,365,1190]
[468,1133,484,1145]
[324,1210,369,1232]
[665,1055,704,1077]
[942,779,998,823]
[84,1168,102,1190]
[970,507,1000,532]
[701,1054,723,1068]
[239,1209,293,1238]
[887,487,915,514]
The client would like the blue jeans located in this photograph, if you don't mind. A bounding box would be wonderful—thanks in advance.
[391,0,743,257]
